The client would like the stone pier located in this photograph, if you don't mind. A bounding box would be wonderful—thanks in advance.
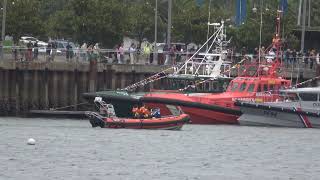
[0,60,167,115]
[0,59,318,116]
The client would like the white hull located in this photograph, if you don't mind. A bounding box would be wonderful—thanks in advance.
[238,103,320,128]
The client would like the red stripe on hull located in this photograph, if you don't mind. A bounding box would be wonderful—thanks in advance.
[297,108,313,128]
[146,103,239,125]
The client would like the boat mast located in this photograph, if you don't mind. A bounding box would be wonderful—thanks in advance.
[206,0,212,51]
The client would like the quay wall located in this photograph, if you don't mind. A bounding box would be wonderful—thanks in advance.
[0,60,169,115]
[0,60,317,116]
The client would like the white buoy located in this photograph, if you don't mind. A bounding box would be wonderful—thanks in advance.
[27,138,36,145]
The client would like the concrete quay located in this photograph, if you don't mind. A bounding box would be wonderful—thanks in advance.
[0,59,317,116]
[0,60,169,115]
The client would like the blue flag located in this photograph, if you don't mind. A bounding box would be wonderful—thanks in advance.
[280,0,288,14]
[196,0,205,7]
[236,0,247,26]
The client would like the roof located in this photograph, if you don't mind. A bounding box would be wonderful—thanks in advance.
[281,87,320,94]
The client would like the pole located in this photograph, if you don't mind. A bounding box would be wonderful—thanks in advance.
[166,0,172,64]
[1,0,7,59]
[298,0,307,85]
[153,0,158,65]
[297,0,302,26]
[258,0,263,65]
[206,0,212,50]
[308,0,311,27]
[301,0,307,53]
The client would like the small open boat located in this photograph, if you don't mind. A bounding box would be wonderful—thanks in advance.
[85,97,190,130]
[86,112,190,130]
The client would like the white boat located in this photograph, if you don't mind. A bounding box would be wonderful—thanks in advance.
[236,87,320,128]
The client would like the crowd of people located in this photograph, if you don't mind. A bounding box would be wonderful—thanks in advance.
[9,39,320,73]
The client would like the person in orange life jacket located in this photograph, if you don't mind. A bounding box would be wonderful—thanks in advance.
[139,105,151,118]
[132,105,139,118]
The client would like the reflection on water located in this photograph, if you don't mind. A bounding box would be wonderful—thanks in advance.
[0,117,319,180]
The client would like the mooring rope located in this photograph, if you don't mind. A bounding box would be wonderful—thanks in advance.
[50,102,88,111]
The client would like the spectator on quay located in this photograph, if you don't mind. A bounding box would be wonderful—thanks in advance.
[46,42,52,61]
[304,50,310,68]
[116,44,121,64]
[316,51,320,75]
[143,43,151,64]
[310,49,316,69]
[112,44,118,63]
[66,42,73,61]
[129,43,136,64]
[27,41,33,61]
[81,43,87,61]
[51,41,57,61]
[170,45,177,65]
[87,45,95,61]
[93,43,100,61]
[253,47,259,60]
[175,45,182,63]
[241,47,247,57]
[19,41,26,61]
[149,45,154,64]
[292,49,297,67]
[119,43,125,64]
[33,41,39,60]
[12,43,18,61]
[284,49,290,67]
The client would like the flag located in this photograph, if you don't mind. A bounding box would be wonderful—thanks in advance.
[195,0,205,7]
[236,0,247,26]
[280,0,288,14]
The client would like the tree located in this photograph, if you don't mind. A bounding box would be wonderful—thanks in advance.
[4,0,44,43]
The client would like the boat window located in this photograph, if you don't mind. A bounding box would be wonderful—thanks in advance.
[231,82,239,92]
[282,93,299,101]
[269,84,275,94]
[263,84,268,92]
[239,83,247,92]
[257,85,262,92]
[247,84,255,92]
[299,93,318,101]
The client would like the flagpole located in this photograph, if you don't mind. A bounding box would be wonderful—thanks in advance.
[1,0,7,59]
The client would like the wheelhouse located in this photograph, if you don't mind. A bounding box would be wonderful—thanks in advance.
[280,87,320,110]
[226,77,291,94]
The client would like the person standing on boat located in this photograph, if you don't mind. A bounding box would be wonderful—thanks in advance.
[132,105,139,118]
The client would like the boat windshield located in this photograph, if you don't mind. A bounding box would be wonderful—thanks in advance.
[247,84,255,92]
[299,93,318,101]
[239,83,247,92]
[280,92,299,101]
[231,82,239,92]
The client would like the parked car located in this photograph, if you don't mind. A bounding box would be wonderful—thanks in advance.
[54,40,78,55]
[19,36,48,47]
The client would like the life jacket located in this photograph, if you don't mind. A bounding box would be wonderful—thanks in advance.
[132,107,138,114]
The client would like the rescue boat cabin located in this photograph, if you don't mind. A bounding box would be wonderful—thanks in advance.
[226,76,291,101]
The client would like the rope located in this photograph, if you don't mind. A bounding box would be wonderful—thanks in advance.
[50,102,88,111]
[292,75,320,88]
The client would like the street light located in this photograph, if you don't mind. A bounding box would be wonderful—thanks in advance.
[253,0,263,64]
[153,0,158,65]
[1,0,7,59]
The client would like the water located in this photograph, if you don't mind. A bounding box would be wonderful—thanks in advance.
[0,117,319,180]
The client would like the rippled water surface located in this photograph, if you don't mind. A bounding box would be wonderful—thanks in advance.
[0,117,319,180]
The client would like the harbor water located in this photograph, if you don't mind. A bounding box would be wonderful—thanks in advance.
[0,117,319,180]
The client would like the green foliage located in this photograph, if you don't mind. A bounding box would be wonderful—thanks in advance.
[0,0,312,50]
[5,0,44,43]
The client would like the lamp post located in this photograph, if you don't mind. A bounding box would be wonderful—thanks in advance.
[1,0,7,59]
[253,0,263,64]
[153,0,158,65]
